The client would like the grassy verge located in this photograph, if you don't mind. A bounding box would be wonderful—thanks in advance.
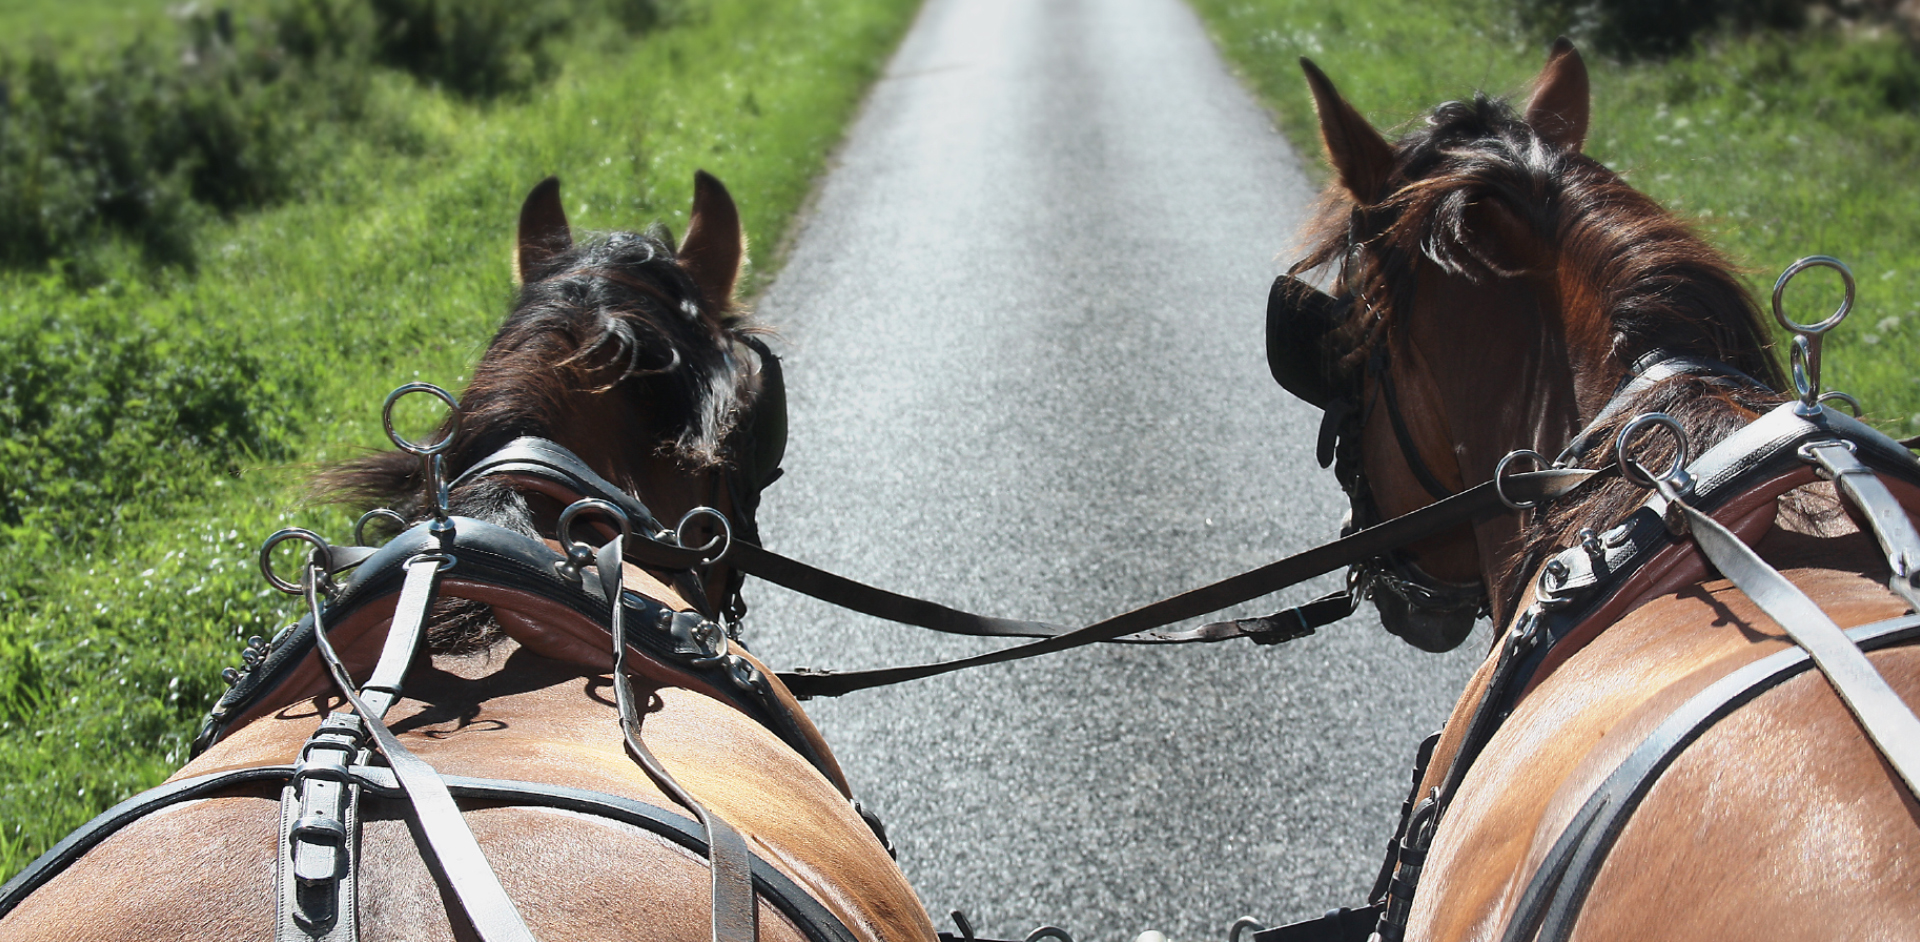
[0,0,919,879]
[1193,0,1920,435]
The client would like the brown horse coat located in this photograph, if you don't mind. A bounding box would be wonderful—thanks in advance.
[1291,41,1920,942]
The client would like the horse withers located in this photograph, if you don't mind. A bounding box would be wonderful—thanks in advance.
[0,173,938,942]
[1269,40,1920,942]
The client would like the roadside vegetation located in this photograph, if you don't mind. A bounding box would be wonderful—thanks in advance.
[1193,0,1920,436]
[0,0,919,878]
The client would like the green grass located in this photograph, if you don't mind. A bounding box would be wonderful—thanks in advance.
[1192,0,1920,435]
[0,0,919,880]
[0,1,180,54]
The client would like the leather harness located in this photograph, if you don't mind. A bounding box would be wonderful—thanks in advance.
[1257,394,1920,942]
[2,448,861,942]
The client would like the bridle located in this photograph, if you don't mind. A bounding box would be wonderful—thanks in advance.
[1266,225,1491,653]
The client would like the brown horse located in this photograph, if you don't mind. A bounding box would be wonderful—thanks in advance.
[0,173,938,942]
[1273,41,1920,942]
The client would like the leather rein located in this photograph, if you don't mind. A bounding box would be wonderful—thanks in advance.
[450,437,1597,699]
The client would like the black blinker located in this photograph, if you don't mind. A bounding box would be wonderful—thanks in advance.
[738,335,787,492]
[1266,275,1350,410]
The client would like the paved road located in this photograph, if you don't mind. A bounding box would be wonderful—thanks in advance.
[747,0,1485,939]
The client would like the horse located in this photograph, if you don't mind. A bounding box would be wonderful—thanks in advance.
[1266,39,1920,942]
[0,172,940,942]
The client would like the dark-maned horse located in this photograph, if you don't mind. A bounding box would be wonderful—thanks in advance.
[1271,41,1920,942]
[0,173,938,942]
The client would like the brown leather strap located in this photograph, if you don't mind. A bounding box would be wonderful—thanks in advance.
[601,536,756,942]
[780,469,1596,698]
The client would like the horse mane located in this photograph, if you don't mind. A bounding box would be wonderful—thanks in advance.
[316,227,764,651]
[1293,92,1797,618]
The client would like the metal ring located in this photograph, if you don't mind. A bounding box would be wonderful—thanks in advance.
[558,498,633,549]
[674,506,733,565]
[1616,413,1690,489]
[1494,449,1548,511]
[1229,918,1269,942]
[382,383,460,456]
[1818,390,1863,417]
[1023,929,1075,942]
[1771,255,1854,335]
[353,509,408,546]
[260,528,333,596]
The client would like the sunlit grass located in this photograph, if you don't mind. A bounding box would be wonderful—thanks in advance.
[0,0,918,880]
[1194,0,1920,435]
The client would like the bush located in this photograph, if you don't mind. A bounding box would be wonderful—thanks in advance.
[0,288,303,556]
[1514,0,1807,58]
[0,0,665,281]
[0,11,362,279]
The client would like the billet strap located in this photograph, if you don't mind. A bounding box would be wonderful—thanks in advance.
[1497,613,1920,942]
[779,469,1596,699]
[598,535,756,942]
[301,557,540,942]
[276,555,443,941]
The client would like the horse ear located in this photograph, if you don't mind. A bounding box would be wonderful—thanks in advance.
[1301,57,1394,205]
[515,176,572,286]
[1525,38,1590,153]
[678,170,745,314]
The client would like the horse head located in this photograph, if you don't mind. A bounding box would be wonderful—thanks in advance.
[331,171,785,628]
[1272,40,1782,644]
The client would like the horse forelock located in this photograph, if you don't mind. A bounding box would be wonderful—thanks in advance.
[462,230,756,473]
[322,229,759,504]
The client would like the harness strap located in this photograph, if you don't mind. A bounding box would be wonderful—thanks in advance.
[1659,482,1920,798]
[601,535,757,942]
[779,469,1596,698]
[301,555,541,942]
[1371,353,1456,500]
[1809,441,1920,611]
[1496,613,1920,942]
[0,764,859,942]
[275,551,443,941]
[1554,353,1768,468]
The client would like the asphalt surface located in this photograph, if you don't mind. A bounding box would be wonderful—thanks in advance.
[746,0,1486,939]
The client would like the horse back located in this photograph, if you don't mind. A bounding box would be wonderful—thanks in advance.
[2,642,932,942]
[1412,528,1920,942]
